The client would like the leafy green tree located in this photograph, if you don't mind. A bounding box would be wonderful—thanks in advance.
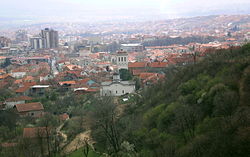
[119,69,132,81]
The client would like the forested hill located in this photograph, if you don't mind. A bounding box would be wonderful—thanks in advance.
[92,44,250,157]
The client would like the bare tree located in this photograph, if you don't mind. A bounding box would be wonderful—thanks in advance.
[90,97,121,156]
[82,138,90,157]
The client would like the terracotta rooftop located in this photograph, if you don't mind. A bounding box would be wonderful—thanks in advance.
[128,62,147,68]
[14,79,23,84]
[149,62,168,68]
[78,78,91,84]
[15,86,30,93]
[139,73,157,80]
[59,81,76,86]
[132,69,147,76]
[0,74,13,79]
[23,76,35,81]
[15,82,36,93]
[0,69,5,73]
[59,113,69,121]
[15,102,44,112]
[6,96,32,102]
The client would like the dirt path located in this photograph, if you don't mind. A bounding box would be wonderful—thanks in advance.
[63,130,94,154]
[56,122,68,147]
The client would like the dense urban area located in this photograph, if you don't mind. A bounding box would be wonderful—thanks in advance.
[0,14,250,157]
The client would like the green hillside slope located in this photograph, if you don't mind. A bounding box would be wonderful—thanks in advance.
[92,44,250,157]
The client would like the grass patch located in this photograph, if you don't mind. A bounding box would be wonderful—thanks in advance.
[67,148,101,157]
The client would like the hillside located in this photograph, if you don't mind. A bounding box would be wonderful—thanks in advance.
[90,44,250,157]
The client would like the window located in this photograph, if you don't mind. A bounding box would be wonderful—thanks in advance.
[124,57,126,61]
[122,90,124,94]
[118,57,120,62]
[116,91,118,94]
[121,57,123,62]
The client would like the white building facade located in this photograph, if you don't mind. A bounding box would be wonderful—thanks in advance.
[100,73,135,96]
[116,51,128,70]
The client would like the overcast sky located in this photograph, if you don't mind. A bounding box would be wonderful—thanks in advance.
[1,0,250,22]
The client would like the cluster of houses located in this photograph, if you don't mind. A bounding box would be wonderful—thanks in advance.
[1,39,243,114]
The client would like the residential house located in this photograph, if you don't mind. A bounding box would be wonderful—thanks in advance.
[141,73,165,87]
[11,68,27,78]
[39,73,53,82]
[5,96,32,109]
[74,87,99,95]
[0,69,6,75]
[148,62,168,72]
[58,81,76,91]
[29,85,50,96]
[15,82,36,96]
[78,78,96,86]
[15,102,44,117]
[128,62,147,72]
[0,74,14,81]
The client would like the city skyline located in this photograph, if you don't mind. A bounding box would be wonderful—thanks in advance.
[1,0,250,23]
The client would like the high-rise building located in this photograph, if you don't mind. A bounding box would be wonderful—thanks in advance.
[41,28,59,49]
[30,37,44,50]
[30,28,59,50]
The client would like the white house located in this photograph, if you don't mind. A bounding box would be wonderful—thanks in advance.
[100,73,135,96]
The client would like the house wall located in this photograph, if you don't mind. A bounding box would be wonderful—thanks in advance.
[11,72,26,78]
[39,75,51,82]
[100,82,135,96]
[19,110,44,117]
[5,100,25,109]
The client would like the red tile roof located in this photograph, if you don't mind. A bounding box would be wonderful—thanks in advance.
[143,73,165,84]
[6,96,32,102]
[149,62,168,68]
[15,86,30,93]
[59,81,76,86]
[12,67,27,73]
[15,102,44,112]
[66,70,82,77]
[139,73,157,80]
[78,78,91,84]
[86,88,99,92]
[128,62,147,68]
[15,82,37,93]
[23,82,36,87]
[23,76,35,82]
[132,69,147,76]
[14,79,23,84]
[0,69,5,73]
[59,113,69,121]
[0,74,13,79]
